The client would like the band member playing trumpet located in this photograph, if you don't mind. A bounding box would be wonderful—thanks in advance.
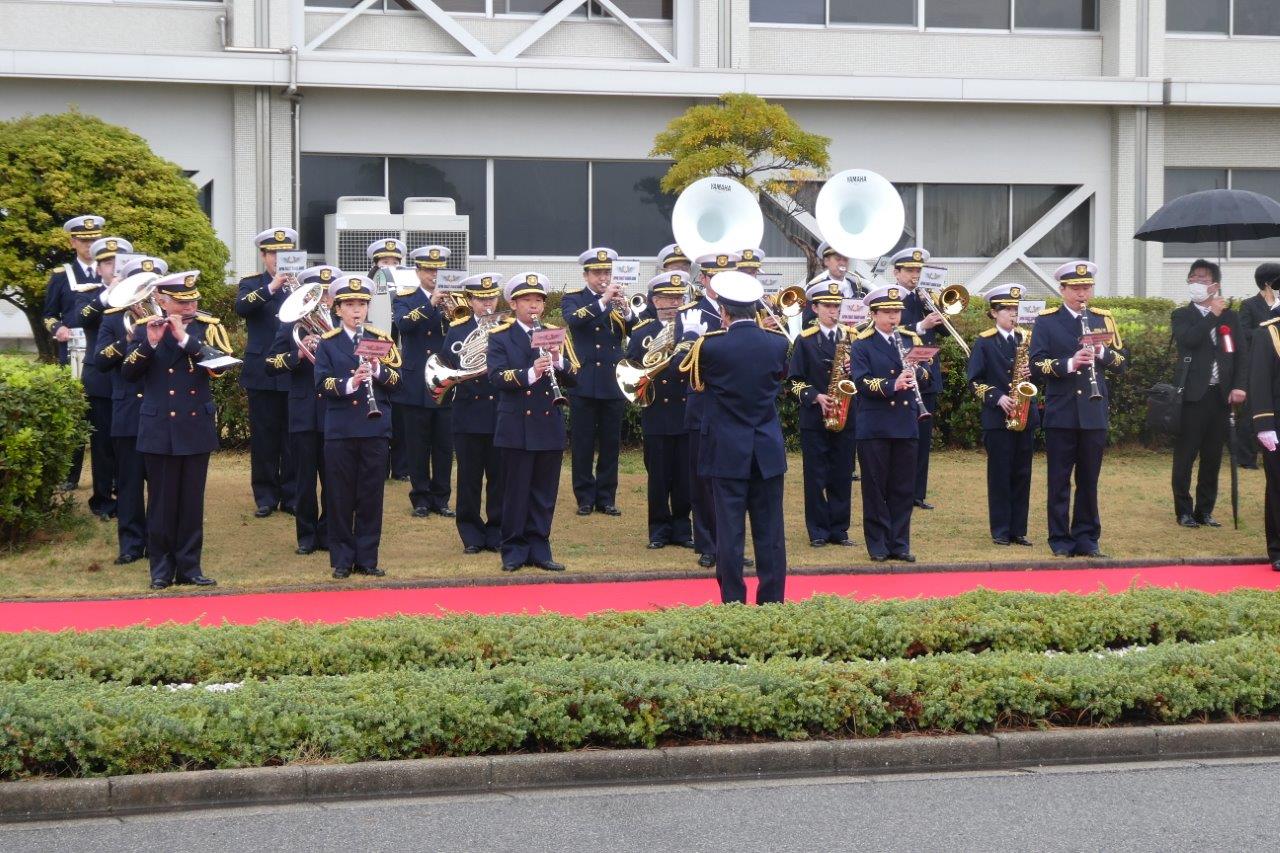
[893,247,943,511]
[967,284,1038,547]
[93,254,167,567]
[122,270,235,589]
[788,280,858,549]
[393,245,455,519]
[625,272,693,550]
[236,227,298,519]
[680,270,790,605]
[314,275,402,580]
[850,285,927,563]
[1030,260,1128,558]
[266,265,340,557]
[486,273,579,572]
[441,273,505,555]
[366,238,410,482]
[563,247,632,517]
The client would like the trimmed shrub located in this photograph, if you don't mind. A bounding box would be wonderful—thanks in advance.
[0,355,89,546]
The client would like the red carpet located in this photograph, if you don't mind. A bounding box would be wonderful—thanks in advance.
[2,563,1277,633]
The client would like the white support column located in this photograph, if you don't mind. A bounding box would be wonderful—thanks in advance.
[496,0,588,60]
[594,0,676,63]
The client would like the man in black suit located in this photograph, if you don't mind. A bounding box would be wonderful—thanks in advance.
[1236,263,1280,469]
[1171,260,1247,528]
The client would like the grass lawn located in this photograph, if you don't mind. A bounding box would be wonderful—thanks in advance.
[0,447,1265,600]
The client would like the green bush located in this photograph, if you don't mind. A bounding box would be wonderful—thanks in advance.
[211,325,250,448]
[0,356,89,546]
[6,588,1280,686]
[3,635,1279,779]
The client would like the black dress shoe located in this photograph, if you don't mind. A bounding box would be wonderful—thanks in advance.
[1011,536,1033,547]
[743,558,754,568]
[869,554,888,563]
[533,559,565,572]
[913,500,935,510]
[1052,550,1075,558]
[394,474,411,482]
[332,566,351,579]
[354,565,386,577]
[809,539,828,548]
[1196,515,1222,528]
[598,505,622,516]
[1272,560,1280,572]
[992,537,1011,546]
[295,546,315,556]
[114,553,142,566]
[647,541,665,549]
[149,580,170,590]
[576,505,593,516]
[501,562,521,572]
[254,506,274,518]
[95,512,112,523]
[697,553,715,568]
[1177,514,1199,528]
[413,507,431,518]
[674,539,696,549]
[1079,550,1109,559]
[435,506,456,518]
[829,539,856,547]
[317,544,329,551]
[463,545,482,555]
[889,553,916,563]
[177,575,217,586]
[1242,463,1260,470]
[280,506,296,516]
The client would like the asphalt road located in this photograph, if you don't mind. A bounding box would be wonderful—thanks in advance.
[5,757,1280,852]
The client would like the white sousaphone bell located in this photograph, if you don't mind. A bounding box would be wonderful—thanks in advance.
[814,168,906,263]
[670,176,765,263]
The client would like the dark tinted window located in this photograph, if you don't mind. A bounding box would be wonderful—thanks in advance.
[830,0,915,26]
[389,157,487,256]
[749,0,824,24]
[1016,0,1097,30]
[1163,168,1228,258]
[591,161,677,257]
[927,0,1010,29]
[1234,0,1280,36]
[1230,170,1280,258]
[494,159,588,256]
[1166,0,1229,33]
[299,155,385,255]
[924,184,1009,257]
[1013,185,1090,258]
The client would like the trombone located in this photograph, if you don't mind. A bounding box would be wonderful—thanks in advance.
[757,284,807,341]
[916,282,972,357]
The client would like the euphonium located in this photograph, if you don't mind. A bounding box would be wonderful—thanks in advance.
[824,326,856,432]
[104,272,163,336]
[423,310,507,402]
[1006,327,1038,432]
[277,282,334,364]
[616,319,676,406]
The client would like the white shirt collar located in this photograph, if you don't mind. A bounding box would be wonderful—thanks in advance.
[517,319,534,333]
[1064,305,1083,319]
[1194,302,1211,316]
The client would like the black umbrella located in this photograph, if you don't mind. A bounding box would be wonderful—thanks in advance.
[1135,188,1280,244]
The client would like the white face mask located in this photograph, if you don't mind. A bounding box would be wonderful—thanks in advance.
[1188,282,1211,303]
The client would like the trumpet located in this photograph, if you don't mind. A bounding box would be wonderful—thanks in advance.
[435,290,471,321]
[629,293,649,318]
[917,282,972,357]
[277,282,334,364]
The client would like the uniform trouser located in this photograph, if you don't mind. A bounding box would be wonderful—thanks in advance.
[712,466,787,605]
[293,430,327,551]
[499,447,561,565]
[1045,427,1107,555]
[246,389,295,510]
[389,405,409,479]
[799,427,857,543]
[86,395,117,516]
[1261,441,1280,561]
[1233,398,1258,468]
[143,451,209,584]
[454,431,503,551]
[983,427,1035,541]
[325,437,389,571]
[914,392,937,502]
[857,437,918,558]
[688,427,716,555]
[403,404,454,511]
[643,433,692,544]
[112,435,146,558]
[1172,394,1227,520]
[569,396,624,508]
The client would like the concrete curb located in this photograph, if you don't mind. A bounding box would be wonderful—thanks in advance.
[5,721,1280,823]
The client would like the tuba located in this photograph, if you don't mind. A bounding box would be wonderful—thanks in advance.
[277,282,334,363]
[104,272,163,336]
[671,177,764,264]
[815,169,906,266]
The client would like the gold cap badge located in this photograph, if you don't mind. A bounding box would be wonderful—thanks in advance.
[888,287,900,300]
[184,275,196,287]
[105,239,118,251]
[597,249,608,262]
[671,274,683,286]
[480,276,493,287]
[1010,285,1022,298]
[912,250,923,262]
[716,254,729,267]
[320,269,333,282]
[429,248,441,259]
[141,260,154,272]
[385,240,397,252]
[525,274,539,287]
[274,230,286,242]
[1076,264,1088,277]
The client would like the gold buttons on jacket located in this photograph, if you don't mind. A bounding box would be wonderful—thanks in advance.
[169,390,175,396]
[526,390,532,396]
[525,410,532,416]
[169,411,176,417]
[167,368,174,374]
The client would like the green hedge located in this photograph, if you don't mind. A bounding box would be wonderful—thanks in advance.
[4,635,1279,779]
[6,588,1280,686]
[0,355,89,546]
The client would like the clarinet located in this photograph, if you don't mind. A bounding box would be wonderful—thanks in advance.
[530,317,568,408]
[353,323,383,419]
[893,331,931,422]
[1078,301,1104,401]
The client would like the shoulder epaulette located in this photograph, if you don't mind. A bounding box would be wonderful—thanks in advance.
[1261,317,1280,328]
[703,329,727,339]
[763,326,788,337]
[856,326,877,340]
[364,324,391,339]
[322,328,343,339]
[105,306,127,315]
[1090,307,1112,317]
[900,329,923,343]
[543,322,561,330]
[194,311,221,325]
[632,317,656,330]
[489,319,515,334]
[979,327,998,338]
[800,325,821,338]
[1039,305,1061,316]
[676,301,699,312]
[449,316,471,327]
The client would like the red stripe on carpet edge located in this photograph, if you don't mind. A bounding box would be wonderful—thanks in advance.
[1,564,1277,633]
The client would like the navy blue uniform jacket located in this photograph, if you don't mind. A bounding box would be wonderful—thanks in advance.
[68,288,112,398]
[392,287,451,408]
[967,327,1042,432]
[312,325,402,440]
[265,320,325,434]
[486,320,579,451]
[234,271,290,392]
[625,318,687,436]
[674,295,724,431]
[899,288,943,394]
[94,309,146,439]
[42,260,96,364]
[562,287,633,400]
[850,326,925,440]
[1028,306,1128,430]
[442,316,499,435]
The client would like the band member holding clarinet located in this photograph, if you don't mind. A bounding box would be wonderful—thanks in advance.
[1030,261,1128,559]
[967,284,1038,547]
[486,273,579,572]
[850,285,927,562]
[788,280,858,549]
[122,270,236,589]
[313,275,402,580]
[266,265,340,557]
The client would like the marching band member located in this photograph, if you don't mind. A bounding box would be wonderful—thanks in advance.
[93,254,167,566]
[803,241,866,326]
[893,247,943,511]
[235,227,298,519]
[1030,261,1128,559]
[393,245,455,518]
[265,265,340,556]
[562,247,631,517]
[313,274,402,580]
[43,214,105,493]
[367,237,411,483]
[736,248,765,277]
[486,273,579,572]
[788,280,858,549]
[850,284,926,562]
[677,252,738,569]
[626,272,693,550]
[659,244,691,274]
[680,270,789,604]
[967,284,1037,547]
[441,273,505,554]
[1249,301,1280,572]
[122,270,235,589]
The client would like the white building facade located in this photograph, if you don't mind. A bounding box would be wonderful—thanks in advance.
[3,0,1280,342]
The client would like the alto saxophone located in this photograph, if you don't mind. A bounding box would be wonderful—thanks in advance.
[1006,326,1038,432]
[823,326,857,432]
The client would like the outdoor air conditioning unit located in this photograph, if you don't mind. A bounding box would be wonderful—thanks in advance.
[324,196,469,331]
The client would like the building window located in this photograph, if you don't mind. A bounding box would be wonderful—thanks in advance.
[750,0,1096,30]
[1168,0,1280,36]
[1012,184,1091,258]
[591,161,677,257]
[830,0,916,26]
[927,0,1009,30]
[749,0,825,25]
[497,1,671,19]
[389,157,487,257]
[494,159,589,256]
[1162,168,1280,259]
[1015,0,1096,30]
[183,171,214,222]
[925,184,1009,257]
[300,155,385,254]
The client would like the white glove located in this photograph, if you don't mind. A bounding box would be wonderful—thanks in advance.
[1259,431,1278,453]
[681,308,708,339]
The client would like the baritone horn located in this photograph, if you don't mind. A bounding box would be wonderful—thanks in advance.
[277,282,334,363]
[104,271,163,336]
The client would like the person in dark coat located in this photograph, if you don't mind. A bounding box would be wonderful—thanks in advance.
[1235,262,1280,469]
